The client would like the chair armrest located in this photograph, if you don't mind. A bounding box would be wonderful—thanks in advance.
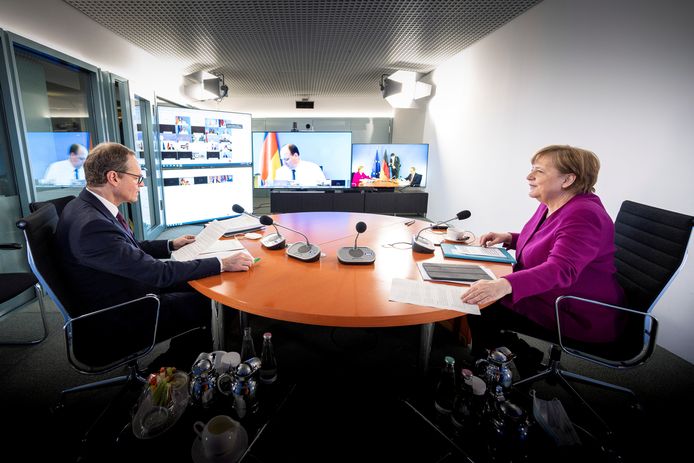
[554,295,658,369]
[65,294,161,374]
[0,242,22,250]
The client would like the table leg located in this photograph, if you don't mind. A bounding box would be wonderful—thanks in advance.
[239,311,249,331]
[212,300,225,350]
[418,322,434,374]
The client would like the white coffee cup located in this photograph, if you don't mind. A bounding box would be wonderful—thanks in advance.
[446,227,468,242]
[193,415,239,458]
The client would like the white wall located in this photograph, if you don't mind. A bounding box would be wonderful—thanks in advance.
[422,0,694,363]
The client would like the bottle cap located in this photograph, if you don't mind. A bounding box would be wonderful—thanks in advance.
[444,355,455,366]
[263,332,272,340]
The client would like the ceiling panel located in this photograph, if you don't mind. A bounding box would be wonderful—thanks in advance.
[64,0,542,98]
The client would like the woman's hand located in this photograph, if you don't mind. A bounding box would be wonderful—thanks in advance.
[478,231,512,247]
[461,278,512,306]
[171,234,196,250]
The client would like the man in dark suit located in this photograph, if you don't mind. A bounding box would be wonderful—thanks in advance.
[389,152,401,179]
[56,142,254,365]
[404,167,423,187]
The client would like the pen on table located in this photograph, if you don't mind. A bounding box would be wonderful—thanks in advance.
[253,257,261,263]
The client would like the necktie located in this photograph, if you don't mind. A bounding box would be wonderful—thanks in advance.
[74,168,79,180]
[116,212,133,237]
[291,169,296,180]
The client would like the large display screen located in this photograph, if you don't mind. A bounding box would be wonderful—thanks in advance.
[28,131,91,187]
[156,107,253,226]
[156,107,252,167]
[252,131,352,188]
[351,143,429,188]
[162,166,254,226]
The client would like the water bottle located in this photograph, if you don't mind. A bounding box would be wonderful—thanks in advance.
[451,368,474,430]
[259,332,278,384]
[240,326,256,362]
[434,356,457,415]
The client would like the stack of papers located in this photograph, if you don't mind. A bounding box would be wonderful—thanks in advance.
[218,215,263,236]
[389,278,480,315]
[172,220,249,261]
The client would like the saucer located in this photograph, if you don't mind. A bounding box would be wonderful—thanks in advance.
[191,426,248,463]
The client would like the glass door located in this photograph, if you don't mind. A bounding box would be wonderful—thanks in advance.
[132,96,164,239]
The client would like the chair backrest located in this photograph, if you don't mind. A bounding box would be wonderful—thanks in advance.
[614,200,694,314]
[16,204,75,318]
[17,203,159,372]
[29,194,75,216]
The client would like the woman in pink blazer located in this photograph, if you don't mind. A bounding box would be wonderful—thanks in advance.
[463,145,625,351]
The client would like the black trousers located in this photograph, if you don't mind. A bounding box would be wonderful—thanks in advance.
[467,302,558,358]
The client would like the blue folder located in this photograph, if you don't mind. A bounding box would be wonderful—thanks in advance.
[440,243,517,264]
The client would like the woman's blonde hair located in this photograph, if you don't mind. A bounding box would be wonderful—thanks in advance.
[531,145,600,194]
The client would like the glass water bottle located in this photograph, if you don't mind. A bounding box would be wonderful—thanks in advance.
[240,326,256,362]
[259,332,278,384]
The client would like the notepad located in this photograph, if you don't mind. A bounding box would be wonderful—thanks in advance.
[440,243,516,264]
[418,262,496,285]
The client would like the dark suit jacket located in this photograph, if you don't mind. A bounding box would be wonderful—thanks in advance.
[56,189,220,314]
[405,173,422,186]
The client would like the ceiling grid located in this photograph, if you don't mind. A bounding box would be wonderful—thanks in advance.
[64,0,542,97]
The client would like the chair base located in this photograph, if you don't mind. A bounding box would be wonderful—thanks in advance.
[0,284,49,345]
[513,345,638,436]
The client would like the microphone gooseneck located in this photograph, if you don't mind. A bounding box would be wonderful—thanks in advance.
[412,210,472,254]
[259,215,312,248]
[259,215,283,238]
[259,215,321,262]
[338,221,375,264]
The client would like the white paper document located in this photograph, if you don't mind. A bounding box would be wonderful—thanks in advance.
[172,220,247,261]
[389,278,480,315]
[450,245,507,258]
[218,215,263,235]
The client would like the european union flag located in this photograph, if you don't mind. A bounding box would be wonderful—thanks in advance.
[371,148,381,178]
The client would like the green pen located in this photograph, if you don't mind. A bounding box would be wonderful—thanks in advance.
[253,257,261,263]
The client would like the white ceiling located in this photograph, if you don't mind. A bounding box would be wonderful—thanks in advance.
[64,0,542,100]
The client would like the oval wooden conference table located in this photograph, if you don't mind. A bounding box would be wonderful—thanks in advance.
[189,211,512,372]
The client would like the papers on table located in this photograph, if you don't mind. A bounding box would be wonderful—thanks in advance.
[389,278,480,315]
[440,243,517,264]
[218,215,263,236]
[172,220,249,261]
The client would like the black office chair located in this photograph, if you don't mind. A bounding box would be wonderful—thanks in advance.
[0,243,48,345]
[16,203,161,402]
[29,194,75,215]
[512,200,693,428]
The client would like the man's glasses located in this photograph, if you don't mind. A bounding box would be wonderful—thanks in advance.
[116,170,146,184]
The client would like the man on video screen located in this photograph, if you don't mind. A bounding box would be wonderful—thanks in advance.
[274,143,327,186]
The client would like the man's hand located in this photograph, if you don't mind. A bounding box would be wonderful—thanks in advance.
[462,278,512,306]
[221,252,255,272]
[171,234,196,250]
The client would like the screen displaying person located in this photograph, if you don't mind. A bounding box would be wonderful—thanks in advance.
[274,143,327,186]
[404,167,422,186]
[389,152,401,179]
[351,165,371,187]
[42,143,88,186]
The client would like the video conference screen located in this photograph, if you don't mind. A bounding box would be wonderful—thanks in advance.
[27,131,91,187]
[252,131,352,188]
[156,107,252,167]
[161,166,254,226]
[351,143,429,188]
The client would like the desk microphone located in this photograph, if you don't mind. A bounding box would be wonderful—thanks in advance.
[258,215,321,262]
[412,210,471,253]
[233,204,285,249]
[337,221,376,265]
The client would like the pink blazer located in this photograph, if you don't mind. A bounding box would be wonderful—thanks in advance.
[502,193,625,343]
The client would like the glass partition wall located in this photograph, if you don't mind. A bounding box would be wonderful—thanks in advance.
[13,44,100,203]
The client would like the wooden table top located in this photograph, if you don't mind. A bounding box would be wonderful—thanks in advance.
[189,212,511,327]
